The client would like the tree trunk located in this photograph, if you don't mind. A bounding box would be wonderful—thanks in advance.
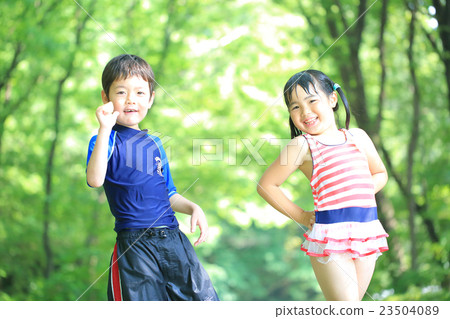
[331,0,410,271]
[375,0,388,134]
[42,6,91,278]
[432,0,450,112]
[373,0,407,272]
[406,0,419,271]
[0,0,60,162]
[154,0,177,78]
[376,192,407,272]
[0,43,23,162]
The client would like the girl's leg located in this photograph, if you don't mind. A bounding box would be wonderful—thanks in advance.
[354,255,377,300]
[310,256,359,301]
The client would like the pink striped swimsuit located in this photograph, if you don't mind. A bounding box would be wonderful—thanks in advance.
[300,129,389,263]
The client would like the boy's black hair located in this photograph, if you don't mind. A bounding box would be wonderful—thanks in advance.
[102,54,155,99]
[283,70,350,139]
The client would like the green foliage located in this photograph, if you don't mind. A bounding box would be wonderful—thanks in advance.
[0,0,448,301]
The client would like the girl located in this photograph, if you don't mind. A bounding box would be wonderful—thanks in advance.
[257,70,389,301]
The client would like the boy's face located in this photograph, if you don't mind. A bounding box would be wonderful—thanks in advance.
[101,75,154,130]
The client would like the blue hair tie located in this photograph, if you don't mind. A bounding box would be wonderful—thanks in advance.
[333,83,340,91]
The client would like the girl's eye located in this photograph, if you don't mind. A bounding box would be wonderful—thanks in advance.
[138,91,145,95]
[291,105,299,110]
[117,91,126,95]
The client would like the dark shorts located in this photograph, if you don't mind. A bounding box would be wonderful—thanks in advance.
[107,227,219,301]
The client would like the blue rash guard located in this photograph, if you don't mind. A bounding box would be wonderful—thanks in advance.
[87,124,179,232]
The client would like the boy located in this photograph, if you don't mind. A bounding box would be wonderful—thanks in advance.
[86,54,219,301]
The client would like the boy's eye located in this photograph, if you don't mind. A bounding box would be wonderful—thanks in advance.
[116,91,126,95]
[138,91,145,95]
[291,105,299,110]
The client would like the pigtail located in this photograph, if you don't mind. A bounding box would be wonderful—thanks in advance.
[289,117,301,139]
[333,83,351,129]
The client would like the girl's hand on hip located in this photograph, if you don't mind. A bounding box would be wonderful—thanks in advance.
[295,210,315,231]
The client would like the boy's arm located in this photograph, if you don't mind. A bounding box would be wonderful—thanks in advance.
[86,102,119,187]
[256,137,314,230]
[155,137,208,246]
[157,137,177,198]
[351,128,388,193]
[169,194,208,246]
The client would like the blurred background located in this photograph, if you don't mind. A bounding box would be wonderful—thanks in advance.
[0,0,448,301]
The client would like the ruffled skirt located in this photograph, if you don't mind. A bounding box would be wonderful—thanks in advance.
[301,219,389,264]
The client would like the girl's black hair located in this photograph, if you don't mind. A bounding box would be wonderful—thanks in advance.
[283,70,350,139]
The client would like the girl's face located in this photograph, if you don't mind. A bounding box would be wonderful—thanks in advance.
[288,84,338,136]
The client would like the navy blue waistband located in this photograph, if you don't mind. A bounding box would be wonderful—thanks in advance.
[117,227,179,239]
[316,207,377,224]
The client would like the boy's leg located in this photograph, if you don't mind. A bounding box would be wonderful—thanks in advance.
[164,228,219,301]
[108,232,169,301]
[309,255,359,301]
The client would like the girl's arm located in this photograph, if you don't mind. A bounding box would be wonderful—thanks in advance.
[351,128,388,193]
[169,194,208,246]
[86,102,119,187]
[257,137,314,230]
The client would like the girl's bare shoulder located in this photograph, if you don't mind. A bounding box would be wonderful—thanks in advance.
[284,135,311,166]
[348,127,370,140]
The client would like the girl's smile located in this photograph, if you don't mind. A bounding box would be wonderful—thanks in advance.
[303,116,319,127]
[288,84,338,136]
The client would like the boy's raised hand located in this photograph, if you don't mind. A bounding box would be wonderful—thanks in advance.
[190,207,209,246]
[96,101,119,129]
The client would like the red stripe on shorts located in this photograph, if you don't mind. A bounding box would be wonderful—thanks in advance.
[111,243,122,301]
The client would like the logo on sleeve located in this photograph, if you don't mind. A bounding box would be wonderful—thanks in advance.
[125,131,171,176]
[155,157,163,177]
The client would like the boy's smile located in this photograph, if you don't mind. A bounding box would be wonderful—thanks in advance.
[102,75,155,130]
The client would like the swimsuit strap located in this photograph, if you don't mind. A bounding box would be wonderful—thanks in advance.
[302,133,327,166]
[339,129,365,155]
[340,128,351,141]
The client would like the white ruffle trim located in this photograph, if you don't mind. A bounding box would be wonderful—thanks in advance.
[301,220,389,264]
